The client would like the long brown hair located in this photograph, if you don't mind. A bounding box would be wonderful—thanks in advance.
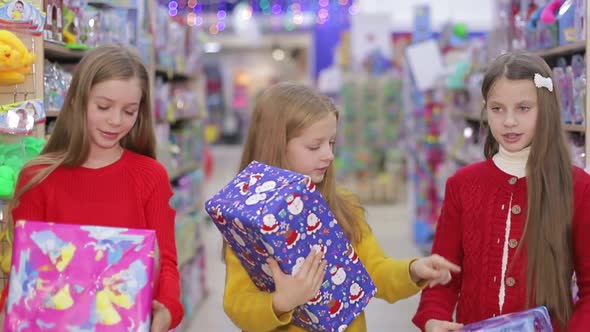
[8,44,155,223]
[240,82,364,243]
[481,52,573,328]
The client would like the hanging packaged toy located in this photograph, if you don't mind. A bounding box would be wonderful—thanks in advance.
[571,54,586,125]
[0,99,45,134]
[0,0,45,35]
[0,29,36,85]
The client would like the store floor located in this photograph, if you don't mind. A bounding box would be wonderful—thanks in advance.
[186,145,422,331]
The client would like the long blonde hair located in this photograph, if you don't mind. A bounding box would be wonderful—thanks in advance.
[8,44,155,223]
[481,52,573,329]
[239,82,364,244]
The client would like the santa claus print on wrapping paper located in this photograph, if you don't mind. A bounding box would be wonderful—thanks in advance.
[328,298,343,318]
[307,291,322,305]
[253,243,268,256]
[232,219,247,234]
[241,252,256,267]
[261,214,279,235]
[306,213,322,235]
[303,176,316,193]
[344,243,359,264]
[235,173,264,195]
[349,282,365,304]
[230,229,246,247]
[285,229,301,249]
[211,206,226,225]
[286,193,304,215]
[330,265,347,286]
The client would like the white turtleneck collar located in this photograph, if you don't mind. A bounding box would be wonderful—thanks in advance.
[492,145,530,178]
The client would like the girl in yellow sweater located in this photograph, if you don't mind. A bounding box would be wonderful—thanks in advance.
[223,82,460,332]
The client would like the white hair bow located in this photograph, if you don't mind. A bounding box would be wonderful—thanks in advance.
[534,73,553,92]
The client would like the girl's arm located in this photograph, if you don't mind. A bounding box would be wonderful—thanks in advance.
[223,245,294,331]
[145,167,184,329]
[413,176,464,331]
[569,178,590,329]
[353,223,425,303]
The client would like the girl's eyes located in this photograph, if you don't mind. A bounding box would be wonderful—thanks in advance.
[97,105,110,111]
[520,106,531,111]
[308,146,320,151]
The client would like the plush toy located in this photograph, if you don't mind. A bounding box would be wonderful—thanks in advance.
[541,0,565,24]
[0,29,35,85]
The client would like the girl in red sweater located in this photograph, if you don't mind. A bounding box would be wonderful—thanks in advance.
[413,52,590,332]
[0,45,183,331]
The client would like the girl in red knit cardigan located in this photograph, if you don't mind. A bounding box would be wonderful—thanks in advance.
[0,45,183,331]
[413,51,590,332]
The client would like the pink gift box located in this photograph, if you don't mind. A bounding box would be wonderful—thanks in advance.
[4,220,156,331]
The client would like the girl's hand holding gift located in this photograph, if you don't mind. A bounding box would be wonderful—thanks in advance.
[409,254,461,287]
[269,247,327,316]
[425,319,464,332]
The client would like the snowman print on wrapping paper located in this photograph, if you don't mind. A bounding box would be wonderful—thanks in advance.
[306,213,322,235]
[261,214,279,235]
[338,325,348,332]
[256,180,277,194]
[349,282,365,304]
[330,265,347,286]
[286,193,304,215]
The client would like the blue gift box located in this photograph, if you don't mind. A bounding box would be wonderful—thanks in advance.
[458,306,553,332]
[205,161,377,331]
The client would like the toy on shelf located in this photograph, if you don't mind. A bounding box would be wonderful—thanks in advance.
[0,99,44,135]
[0,135,45,198]
[44,0,63,42]
[0,29,35,85]
[44,60,71,112]
[0,1,46,35]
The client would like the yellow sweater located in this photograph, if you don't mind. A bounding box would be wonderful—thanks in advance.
[223,200,424,332]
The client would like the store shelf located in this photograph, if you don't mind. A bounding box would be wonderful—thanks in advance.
[564,124,585,133]
[155,66,195,81]
[534,41,586,58]
[168,162,200,181]
[46,109,60,117]
[44,40,87,62]
[87,0,134,9]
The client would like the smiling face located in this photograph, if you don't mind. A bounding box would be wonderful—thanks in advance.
[86,79,141,158]
[486,77,538,153]
[286,113,337,183]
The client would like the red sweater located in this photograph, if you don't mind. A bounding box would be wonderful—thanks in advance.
[413,159,590,332]
[1,150,184,328]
